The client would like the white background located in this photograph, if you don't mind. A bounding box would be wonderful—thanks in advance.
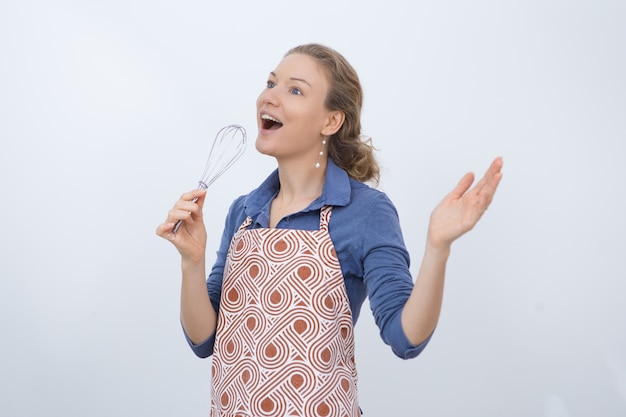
[1,0,625,416]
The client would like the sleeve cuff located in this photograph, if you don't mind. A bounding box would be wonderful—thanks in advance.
[182,322,216,358]
[387,312,434,360]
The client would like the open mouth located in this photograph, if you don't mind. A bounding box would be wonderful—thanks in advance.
[261,113,283,130]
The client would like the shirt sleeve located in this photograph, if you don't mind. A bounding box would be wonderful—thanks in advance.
[183,196,248,358]
[360,192,433,359]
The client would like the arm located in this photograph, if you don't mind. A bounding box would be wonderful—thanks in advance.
[401,157,503,345]
[155,188,218,344]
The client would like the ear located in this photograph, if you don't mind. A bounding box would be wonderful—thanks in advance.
[321,110,345,136]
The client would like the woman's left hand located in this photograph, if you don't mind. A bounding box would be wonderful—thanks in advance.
[427,157,503,249]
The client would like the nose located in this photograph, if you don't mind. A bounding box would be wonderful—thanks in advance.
[258,86,279,107]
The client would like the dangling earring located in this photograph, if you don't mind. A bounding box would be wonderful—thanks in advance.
[315,139,327,169]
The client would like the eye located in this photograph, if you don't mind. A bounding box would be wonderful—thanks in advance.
[266,80,276,88]
[290,87,302,96]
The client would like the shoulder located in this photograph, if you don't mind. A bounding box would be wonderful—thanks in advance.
[229,193,248,212]
[328,180,402,244]
[344,179,399,218]
[221,194,250,233]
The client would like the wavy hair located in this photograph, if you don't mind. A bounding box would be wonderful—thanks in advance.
[285,44,379,184]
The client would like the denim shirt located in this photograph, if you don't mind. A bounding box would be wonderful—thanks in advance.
[185,158,432,359]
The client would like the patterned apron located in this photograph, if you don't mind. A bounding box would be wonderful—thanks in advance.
[210,206,359,417]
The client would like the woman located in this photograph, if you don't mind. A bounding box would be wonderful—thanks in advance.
[157,43,502,416]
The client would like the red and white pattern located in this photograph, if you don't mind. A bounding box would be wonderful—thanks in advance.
[211,206,359,417]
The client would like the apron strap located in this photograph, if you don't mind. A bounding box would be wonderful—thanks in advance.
[319,205,332,232]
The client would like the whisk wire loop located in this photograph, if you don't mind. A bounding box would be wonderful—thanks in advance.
[172,124,246,233]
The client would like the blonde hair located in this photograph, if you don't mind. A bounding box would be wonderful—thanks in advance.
[285,44,380,184]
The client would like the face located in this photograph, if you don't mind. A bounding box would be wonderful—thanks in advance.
[255,53,342,164]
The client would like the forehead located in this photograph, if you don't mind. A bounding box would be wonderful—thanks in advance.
[272,53,329,85]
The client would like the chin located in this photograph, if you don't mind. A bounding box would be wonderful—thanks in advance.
[254,135,277,157]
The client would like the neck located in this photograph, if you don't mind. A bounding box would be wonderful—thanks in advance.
[275,157,328,204]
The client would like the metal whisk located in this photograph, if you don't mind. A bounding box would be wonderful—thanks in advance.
[173,124,247,233]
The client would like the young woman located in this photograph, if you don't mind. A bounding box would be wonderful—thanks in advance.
[156,43,503,416]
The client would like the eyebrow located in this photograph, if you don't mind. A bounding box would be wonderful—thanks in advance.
[269,71,312,87]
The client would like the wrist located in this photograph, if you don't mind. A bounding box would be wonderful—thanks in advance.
[425,237,452,259]
[181,257,206,275]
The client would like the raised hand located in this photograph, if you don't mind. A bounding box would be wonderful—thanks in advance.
[155,188,208,263]
[427,157,503,249]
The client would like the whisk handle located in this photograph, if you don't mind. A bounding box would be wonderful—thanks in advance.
[172,220,184,234]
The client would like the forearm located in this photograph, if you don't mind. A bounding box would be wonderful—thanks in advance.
[401,241,450,346]
[180,258,217,344]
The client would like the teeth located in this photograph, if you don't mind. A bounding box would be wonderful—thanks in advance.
[261,114,281,123]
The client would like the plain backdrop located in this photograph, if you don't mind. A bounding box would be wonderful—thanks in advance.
[1,0,625,416]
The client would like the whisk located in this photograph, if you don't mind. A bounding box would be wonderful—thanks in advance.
[172,124,247,233]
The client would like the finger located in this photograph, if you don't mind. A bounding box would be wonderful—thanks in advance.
[168,189,207,222]
[193,188,208,210]
[167,207,196,226]
[155,222,176,239]
[481,171,503,209]
[468,174,502,217]
[179,188,207,202]
[477,158,504,206]
[472,157,503,192]
[448,172,475,200]
[173,199,202,214]
[169,191,207,220]
[486,156,503,175]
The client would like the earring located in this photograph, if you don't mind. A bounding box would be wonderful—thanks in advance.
[315,139,327,169]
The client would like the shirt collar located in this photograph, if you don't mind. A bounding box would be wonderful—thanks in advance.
[244,158,352,221]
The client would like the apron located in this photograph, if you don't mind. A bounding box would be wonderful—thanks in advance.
[211,206,359,417]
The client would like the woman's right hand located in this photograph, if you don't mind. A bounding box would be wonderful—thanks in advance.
[156,189,208,263]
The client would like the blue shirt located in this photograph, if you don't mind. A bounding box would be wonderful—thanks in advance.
[185,158,432,359]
